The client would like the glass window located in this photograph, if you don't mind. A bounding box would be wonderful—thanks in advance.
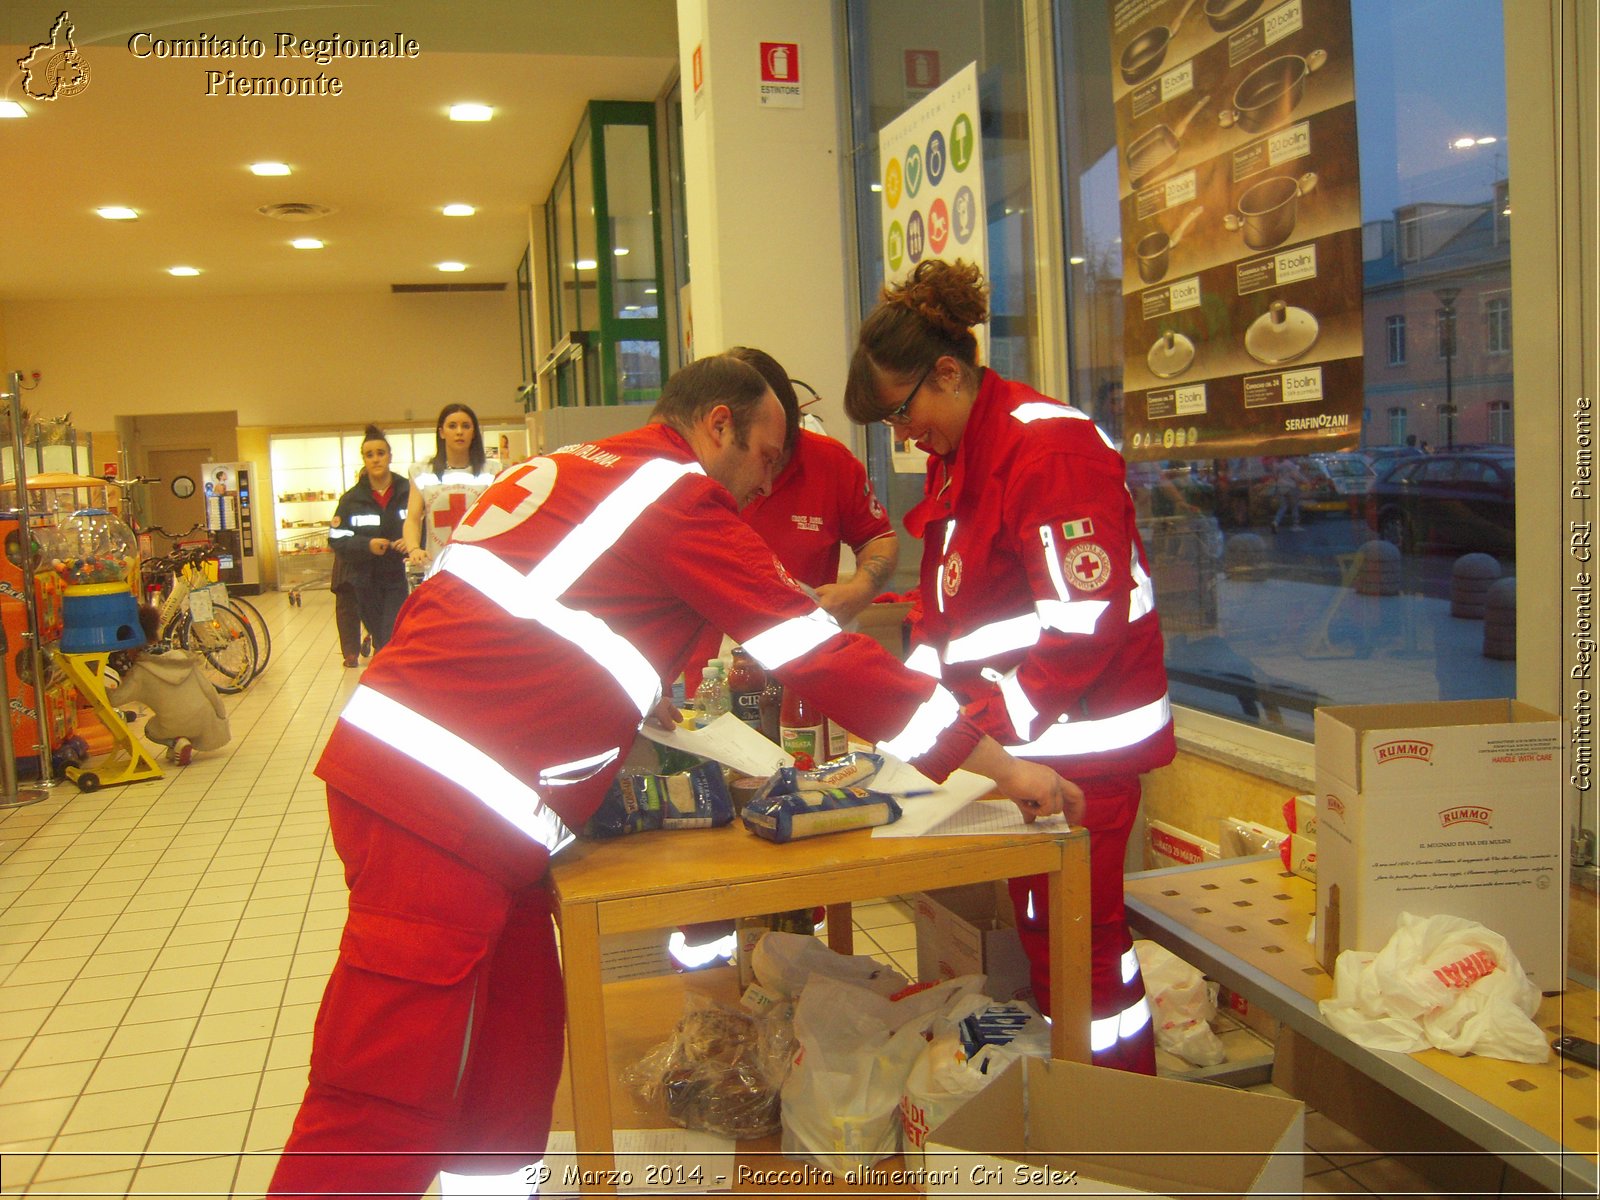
[1386,315,1407,365]
[573,136,598,331]
[1048,0,1516,738]
[605,124,660,323]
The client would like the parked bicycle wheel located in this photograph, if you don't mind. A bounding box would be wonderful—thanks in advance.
[178,608,256,694]
[223,596,271,680]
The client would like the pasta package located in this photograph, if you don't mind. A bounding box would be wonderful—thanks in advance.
[742,783,901,843]
[584,748,733,838]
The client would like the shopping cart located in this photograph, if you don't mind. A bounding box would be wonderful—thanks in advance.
[278,528,333,607]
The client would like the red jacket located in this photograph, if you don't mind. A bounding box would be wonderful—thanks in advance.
[904,370,1175,783]
[315,423,981,886]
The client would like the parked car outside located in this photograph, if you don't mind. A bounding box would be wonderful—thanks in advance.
[1361,444,1425,475]
[1302,452,1378,513]
[1365,451,1516,555]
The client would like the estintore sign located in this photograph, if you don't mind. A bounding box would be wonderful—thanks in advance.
[759,41,801,108]
[452,458,558,543]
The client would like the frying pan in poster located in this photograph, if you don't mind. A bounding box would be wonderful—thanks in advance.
[1127,94,1211,187]
[1120,0,1201,86]
[1218,49,1328,134]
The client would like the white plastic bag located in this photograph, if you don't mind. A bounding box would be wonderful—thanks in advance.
[781,974,984,1172]
[1134,940,1227,1067]
[752,929,908,998]
[1318,911,1549,1063]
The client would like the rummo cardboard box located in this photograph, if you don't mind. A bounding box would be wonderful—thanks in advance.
[924,1057,1303,1197]
[912,883,1032,1003]
[1314,700,1565,987]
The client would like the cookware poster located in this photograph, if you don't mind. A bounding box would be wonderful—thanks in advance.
[878,60,988,470]
[1110,0,1364,461]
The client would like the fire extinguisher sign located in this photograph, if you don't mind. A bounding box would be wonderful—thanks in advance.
[758,41,802,108]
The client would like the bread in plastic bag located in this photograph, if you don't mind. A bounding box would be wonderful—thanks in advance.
[1318,911,1549,1063]
[621,993,793,1138]
[1134,939,1227,1067]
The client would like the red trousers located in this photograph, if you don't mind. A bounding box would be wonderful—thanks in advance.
[1007,775,1156,1075]
[269,788,566,1198]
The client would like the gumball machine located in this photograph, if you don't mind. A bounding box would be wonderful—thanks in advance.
[50,509,162,790]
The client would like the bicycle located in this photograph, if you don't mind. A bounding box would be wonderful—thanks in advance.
[140,543,258,694]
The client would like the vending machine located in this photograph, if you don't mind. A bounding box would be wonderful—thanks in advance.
[200,461,263,592]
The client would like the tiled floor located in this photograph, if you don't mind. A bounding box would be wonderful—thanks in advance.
[0,591,1516,1197]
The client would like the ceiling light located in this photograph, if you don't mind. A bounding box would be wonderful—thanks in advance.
[437,261,467,272]
[1450,137,1476,149]
[97,206,139,221]
[168,266,201,277]
[1069,256,1085,265]
[292,237,324,250]
[449,103,493,122]
[870,182,882,192]
[442,203,476,217]
[575,259,597,271]
[614,247,630,256]
[0,101,26,119]
[644,288,658,295]
[1476,136,1498,145]
[251,162,292,176]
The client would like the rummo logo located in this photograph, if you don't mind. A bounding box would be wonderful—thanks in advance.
[1284,413,1350,432]
[1439,805,1492,828]
[18,12,90,101]
[1373,738,1433,765]
[1324,793,1345,818]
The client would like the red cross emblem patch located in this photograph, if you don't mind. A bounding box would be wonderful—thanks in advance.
[452,458,558,543]
[1067,542,1112,592]
[942,551,963,597]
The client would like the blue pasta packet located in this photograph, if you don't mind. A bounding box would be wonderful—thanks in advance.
[583,746,733,838]
[740,752,899,842]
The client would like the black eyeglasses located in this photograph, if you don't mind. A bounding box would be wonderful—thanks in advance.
[882,363,934,426]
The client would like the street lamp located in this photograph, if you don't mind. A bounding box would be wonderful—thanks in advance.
[1435,286,1461,450]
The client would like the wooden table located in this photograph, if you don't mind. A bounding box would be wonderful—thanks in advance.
[547,817,1091,1193]
[1125,855,1599,1196]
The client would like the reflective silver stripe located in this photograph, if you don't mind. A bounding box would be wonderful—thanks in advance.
[904,643,942,679]
[945,613,1041,663]
[329,527,353,540]
[935,521,956,615]
[1121,947,1140,984]
[413,471,440,488]
[1090,995,1153,1053]
[1040,525,1072,601]
[992,666,1039,741]
[538,748,620,787]
[743,609,842,670]
[443,544,660,717]
[1037,598,1108,635]
[350,513,381,527]
[439,457,704,717]
[341,685,577,856]
[1009,694,1171,758]
[1129,547,1155,621]
[1011,402,1077,423]
[399,506,408,520]
[877,685,963,761]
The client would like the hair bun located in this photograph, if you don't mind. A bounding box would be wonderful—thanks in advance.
[884,259,988,338]
[363,424,385,441]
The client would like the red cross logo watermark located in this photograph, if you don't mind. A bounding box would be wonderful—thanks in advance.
[451,458,558,544]
[1067,542,1112,592]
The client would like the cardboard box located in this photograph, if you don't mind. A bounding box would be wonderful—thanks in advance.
[913,883,1032,1003]
[925,1057,1303,1197]
[598,929,674,984]
[1314,700,1565,987]
[854,600,911,659]
[1146,818,1219,870]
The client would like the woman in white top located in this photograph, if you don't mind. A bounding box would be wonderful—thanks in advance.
[403,403,501,570]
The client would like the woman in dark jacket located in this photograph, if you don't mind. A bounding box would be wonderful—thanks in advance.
[329,425,412,653]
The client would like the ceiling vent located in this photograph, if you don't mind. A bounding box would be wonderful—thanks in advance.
[390,282,508,293]
[257,202,334,222]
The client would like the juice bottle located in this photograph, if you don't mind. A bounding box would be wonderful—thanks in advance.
[779,687,825,769]
[726,647,766,733]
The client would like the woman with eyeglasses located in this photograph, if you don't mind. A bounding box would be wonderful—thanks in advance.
[844,259,1175,1075]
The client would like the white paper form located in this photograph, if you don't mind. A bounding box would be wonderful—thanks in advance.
[539,1128,735,1194]
[640,712,791,778]
[870,756,1072,838]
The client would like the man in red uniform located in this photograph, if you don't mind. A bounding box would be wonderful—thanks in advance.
[845,259,1175,1075]
[268,354,1078,1199]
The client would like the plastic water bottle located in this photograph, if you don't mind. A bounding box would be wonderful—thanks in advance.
[694,659,731,727]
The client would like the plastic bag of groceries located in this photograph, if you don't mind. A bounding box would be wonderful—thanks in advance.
[752,929,907,999]
[1318,911,1548,1063]
[781,974,985,1172]
[900,997,1051,1160]
[1135,939,1227,1067]
[621,993,794,1139]
[583,742,732,837]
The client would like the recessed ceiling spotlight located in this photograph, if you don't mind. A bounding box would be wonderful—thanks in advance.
[575,259,597,271]
[250,162,292,176]
[442,203,476,217]
[614,247,630,256]
[96,206,139,221]
[644,288,658,295]
[449,103,493,122]
[168,266,201,277]
[292,238,325,250]
[0,101,27,118]
[437,261,467,272]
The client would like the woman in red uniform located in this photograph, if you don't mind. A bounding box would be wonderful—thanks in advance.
[844,260,1176,1073]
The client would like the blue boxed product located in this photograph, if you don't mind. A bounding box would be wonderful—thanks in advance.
[741,782,900,843]
[959,1003,1039,1062]
[584,749,733,838]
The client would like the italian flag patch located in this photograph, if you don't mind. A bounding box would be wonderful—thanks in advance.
[1061,518,1094,540]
